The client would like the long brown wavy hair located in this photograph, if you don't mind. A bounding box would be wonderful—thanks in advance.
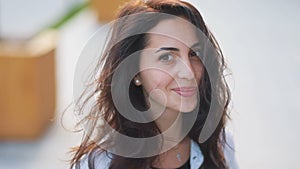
[70,0,231,168]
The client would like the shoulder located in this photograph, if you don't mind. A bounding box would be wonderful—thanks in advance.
[75,131,239,169]
[190,131,239,169]
[74,150,112,169]
[222,129,239,169]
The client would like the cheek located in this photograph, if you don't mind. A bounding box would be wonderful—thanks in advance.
[140,70,173,92]
[193,62,204,84]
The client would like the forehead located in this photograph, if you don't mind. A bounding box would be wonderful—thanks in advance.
[147,17,200,47]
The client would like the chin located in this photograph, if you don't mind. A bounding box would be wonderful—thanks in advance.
[178,102,198,113]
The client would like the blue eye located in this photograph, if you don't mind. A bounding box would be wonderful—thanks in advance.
[159,53,174,62]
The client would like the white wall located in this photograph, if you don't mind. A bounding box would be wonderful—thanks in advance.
[188,0,300,168]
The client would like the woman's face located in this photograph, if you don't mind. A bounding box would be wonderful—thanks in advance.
[138,17,204,113]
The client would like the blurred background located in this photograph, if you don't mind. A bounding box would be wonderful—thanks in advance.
[0,0,299,169]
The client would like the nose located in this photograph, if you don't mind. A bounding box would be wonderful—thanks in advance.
[176,57,195,80]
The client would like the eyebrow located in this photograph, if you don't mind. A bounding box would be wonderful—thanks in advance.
[154,42,202,53]
[155,47,179,53]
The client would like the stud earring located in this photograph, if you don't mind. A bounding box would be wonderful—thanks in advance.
[134,79,141,86]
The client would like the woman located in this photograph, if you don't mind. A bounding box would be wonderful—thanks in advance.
[71,0,238,168]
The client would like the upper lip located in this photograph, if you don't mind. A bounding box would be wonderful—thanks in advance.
[171,87,198,91]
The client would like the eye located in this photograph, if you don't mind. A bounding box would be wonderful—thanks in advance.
[158,53,175,62]
[189,50,201,58]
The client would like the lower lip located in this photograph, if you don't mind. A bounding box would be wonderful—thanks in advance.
[172,89,197,97]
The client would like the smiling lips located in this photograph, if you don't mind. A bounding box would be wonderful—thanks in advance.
[171,87,198,97]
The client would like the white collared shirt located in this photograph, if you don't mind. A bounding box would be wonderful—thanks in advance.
[77,133,239,169]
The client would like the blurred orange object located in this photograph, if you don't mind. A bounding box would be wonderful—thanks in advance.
[90,0,129,22]
[0,30,57,140]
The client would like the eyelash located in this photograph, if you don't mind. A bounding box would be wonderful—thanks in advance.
[189,50,201,58]
[158,50,202,63]
[158,53,175,62]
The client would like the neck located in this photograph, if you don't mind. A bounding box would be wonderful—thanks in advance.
[149,106,191,168]
[153,107,187,152]
[151,135,191,169]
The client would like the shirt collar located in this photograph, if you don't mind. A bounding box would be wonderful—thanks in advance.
[190,139,204,169]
